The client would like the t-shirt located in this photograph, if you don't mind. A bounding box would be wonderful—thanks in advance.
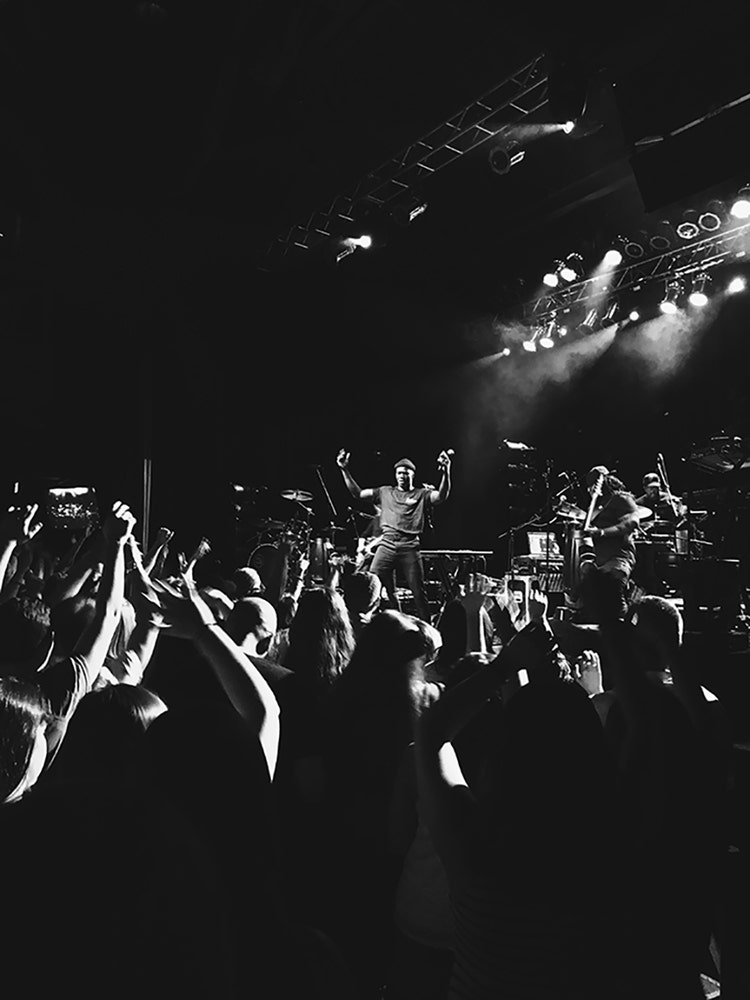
[376,485,431,550]
[592,492,639,568]
[36,654,92,770]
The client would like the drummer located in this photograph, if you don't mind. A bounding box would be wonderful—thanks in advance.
[636,473,687,526]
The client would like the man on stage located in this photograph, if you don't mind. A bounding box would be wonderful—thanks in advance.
[581,465,641,619]
[336,449,452,622]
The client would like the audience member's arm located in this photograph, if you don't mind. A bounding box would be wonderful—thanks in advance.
[44,531,106,606]
[0,504,42,602]
[72,503,136,689]
[140,526,174,577]
[154,577,281,778]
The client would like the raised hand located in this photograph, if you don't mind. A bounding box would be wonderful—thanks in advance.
[528,586,549,623]
[155,526,174,545]
[336,449,350,469]
[574,649,604,697]
[460,572,491,613]
[150,575,218,638]
[0,503,43,545]
[437,449,453,469]
[102,501,136,544]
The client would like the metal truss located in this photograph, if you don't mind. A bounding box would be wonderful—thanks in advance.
[522,221,750,325]
[265,53,548,264]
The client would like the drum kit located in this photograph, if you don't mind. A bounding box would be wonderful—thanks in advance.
[239,485,350,586]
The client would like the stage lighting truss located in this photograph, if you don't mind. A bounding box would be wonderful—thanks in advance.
[263,53,548,264]
[523,221,750,327]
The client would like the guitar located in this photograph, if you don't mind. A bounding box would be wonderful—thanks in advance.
[583,471,605,532]
[328,534,384,572]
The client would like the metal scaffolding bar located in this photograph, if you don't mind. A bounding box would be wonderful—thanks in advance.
[522,222,750,324]
[265,53,548,264]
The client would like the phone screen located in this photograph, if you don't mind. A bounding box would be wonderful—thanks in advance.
[44,487,100,530]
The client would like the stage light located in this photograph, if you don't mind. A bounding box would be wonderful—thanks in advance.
[522,339,537,352]
[558,326,567,336]
[623,237,645,258]
[539,335,554,348]
[602,300,619,323]
[698,211,721,232]
[602,249,622,268]
[688,273,710,307]
[730,188,750,219]
[580,307,598,330]
[489,145,525,175]
[350,234,372,248]
[727,276,746,294]
[659,281,681,314]
[629,310,640,322]
[390,199,428,226]
[501,347,512,357]
[561,121,575,134]
[559,253,582,282]
[676,221,700,240]
[542,271,559,288]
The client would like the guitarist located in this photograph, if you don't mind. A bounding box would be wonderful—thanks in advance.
[581,465,641,620]
[336,449,453,622]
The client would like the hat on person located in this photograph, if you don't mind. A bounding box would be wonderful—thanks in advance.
[393,458,416,472]
[585,465,610,487]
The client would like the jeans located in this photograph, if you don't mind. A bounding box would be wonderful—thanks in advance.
[369,544,430,622]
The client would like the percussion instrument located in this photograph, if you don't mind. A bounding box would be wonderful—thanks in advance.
[281,489,313,502]
[555,501,586,522]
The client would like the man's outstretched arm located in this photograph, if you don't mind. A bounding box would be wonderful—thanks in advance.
[336,449,375,501]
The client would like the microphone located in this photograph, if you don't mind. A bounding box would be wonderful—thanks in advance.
[445,449,455,457]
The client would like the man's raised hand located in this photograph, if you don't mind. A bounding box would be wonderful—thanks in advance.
[336,449,350,469]
[102,501,136,544]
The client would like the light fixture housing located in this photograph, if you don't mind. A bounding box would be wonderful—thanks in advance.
[602,248,623,268]
[688,273,710,307]
[659,280,681,314]
[727,275,746,294]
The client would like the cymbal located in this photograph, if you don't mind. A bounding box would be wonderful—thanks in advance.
[249,517,284,530]
[281,489,313,502]
[555,501,586,521]
[633,506,652,520]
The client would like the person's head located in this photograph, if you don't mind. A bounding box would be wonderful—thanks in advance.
[586,465,628,498]
[44,684,167,789]
[275,593,298,630]
[0,598,51,679]
[0,677,49,804]
[225,597,278,650]
[342,571,382,623]
[628,595,683,671]
[286,587,355,687]
[232,567,264,599]
[642,472,661,498]
[393,458,416,491]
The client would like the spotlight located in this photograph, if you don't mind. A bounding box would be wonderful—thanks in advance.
[501,347,512,357]
[539,319,556,348]
[558,326,567,336]
[561,121,575,134]
[659,281,681,314]
[676,221,700,240]
[698,211,721,232]
[539,335,554,348]
[542,270,560,288]
[688,273,710,307]
[559,253,582,282]
[623,237,645,259]
[349,234,372,249]
[602,249,622,268]
[649,221,674,252]
[522,339,537,352]
[730,187,750,219]
[489,145,525,175]
[629,310,640,322]
[390,199,428,226]
[580,307,598,330]
[727,276,746,294]
[602,300,619,323]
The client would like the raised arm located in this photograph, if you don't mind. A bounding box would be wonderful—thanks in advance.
[72,502,136,689]
[0,504,43,603]
[153,578,281,779]
[336,449,375,501]
[428,449,452,505]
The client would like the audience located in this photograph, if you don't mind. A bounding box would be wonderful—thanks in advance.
[0,487,739,999]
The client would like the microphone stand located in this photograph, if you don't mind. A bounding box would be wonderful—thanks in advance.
[315,466,339,523]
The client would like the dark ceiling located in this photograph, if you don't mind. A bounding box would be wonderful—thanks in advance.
[3,0,750,551]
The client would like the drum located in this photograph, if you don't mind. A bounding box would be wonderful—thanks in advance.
[248,543,280,584]
[308,536,333,582]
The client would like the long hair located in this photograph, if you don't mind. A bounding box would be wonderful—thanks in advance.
[0,677,49,803]
[285,587,355,688]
